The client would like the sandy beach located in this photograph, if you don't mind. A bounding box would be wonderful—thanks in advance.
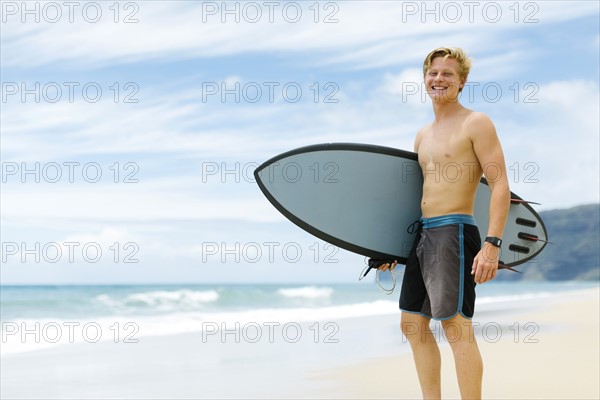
[1,286,598,399]
[317,287,600,399]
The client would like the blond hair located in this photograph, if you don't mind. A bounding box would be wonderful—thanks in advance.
[423,47,472,83]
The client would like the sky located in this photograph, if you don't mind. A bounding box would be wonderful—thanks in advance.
[1,0,599,285]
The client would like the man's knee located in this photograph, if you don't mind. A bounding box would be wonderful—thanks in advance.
[401,320,419,338]
[401,312,431,342]
[441,314,476,344]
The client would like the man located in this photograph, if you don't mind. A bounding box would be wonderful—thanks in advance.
[380,47,511,399]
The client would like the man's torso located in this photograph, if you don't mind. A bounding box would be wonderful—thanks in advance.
[416,108,483,218]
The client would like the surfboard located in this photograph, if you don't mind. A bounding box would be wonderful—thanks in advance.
[254,143,548,268]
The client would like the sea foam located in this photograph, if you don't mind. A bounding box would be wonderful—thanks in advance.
[277,286,333,299]
[94,289,220,312]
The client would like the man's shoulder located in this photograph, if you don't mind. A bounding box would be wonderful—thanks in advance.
[418,122,433,131]
[463,111,496,137]
[415,123,431,140]
[414,123,433,152]
[464,110,494,126]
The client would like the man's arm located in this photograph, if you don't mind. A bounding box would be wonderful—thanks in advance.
[469,112,511,283]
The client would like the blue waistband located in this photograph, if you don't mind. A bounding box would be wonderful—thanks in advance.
[420,214,476,229]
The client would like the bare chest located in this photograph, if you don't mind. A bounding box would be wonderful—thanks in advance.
[418,125,476,166]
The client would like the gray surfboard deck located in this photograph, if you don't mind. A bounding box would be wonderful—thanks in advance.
[254,143,548,267]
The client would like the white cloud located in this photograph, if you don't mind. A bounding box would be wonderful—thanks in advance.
[498,79,599,209]
[382,68,423,95]
[2,1,597,69]
[62,227,137,248]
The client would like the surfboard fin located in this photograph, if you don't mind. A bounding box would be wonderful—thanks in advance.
[498,262,521,273]
[517,232,556,244]
[510,198,541,205]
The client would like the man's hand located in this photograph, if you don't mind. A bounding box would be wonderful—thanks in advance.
[471,243,499,284]
[378,260,398,272]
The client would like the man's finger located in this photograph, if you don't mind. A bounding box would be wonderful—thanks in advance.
[482,268,491,283]
[471,257,478,275]
[481,263,496,283]
[475,261,484,283]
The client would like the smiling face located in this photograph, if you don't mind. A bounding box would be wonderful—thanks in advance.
[424,56,466,103]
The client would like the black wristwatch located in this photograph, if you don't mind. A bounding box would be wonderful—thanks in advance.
[485,236,503,248]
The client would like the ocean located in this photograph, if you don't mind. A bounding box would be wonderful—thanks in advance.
[1,281,598,356]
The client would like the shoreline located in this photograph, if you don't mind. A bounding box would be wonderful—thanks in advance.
[2,282,596,357]
[1,287,598,399]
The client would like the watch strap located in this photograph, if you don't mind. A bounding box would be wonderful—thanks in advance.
[485,236,503,247]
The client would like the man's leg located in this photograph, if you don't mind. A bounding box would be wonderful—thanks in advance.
[401,311,441,399]
[441,313,483,400]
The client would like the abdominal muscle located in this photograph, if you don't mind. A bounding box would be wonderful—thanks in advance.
[420,162,482,218]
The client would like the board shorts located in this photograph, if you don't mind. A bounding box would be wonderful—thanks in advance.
[400,214,481,320]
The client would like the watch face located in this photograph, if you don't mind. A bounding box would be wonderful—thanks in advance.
[486,237,502,247]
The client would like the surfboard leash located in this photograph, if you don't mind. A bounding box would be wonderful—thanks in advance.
[359,258,398,295]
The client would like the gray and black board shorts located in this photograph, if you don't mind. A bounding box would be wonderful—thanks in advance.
[400,214,481,320]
